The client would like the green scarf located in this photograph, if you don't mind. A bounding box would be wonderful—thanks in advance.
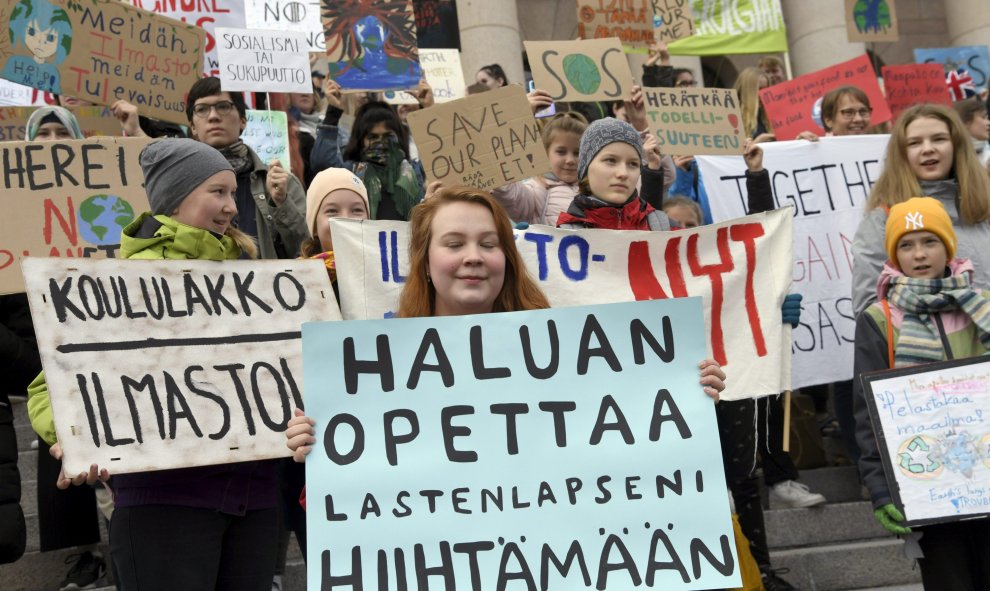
[887,273,990,367]
[354,136,420,220]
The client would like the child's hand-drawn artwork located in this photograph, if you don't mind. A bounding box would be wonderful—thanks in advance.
[321,0,421,92]
[2,0,72,94]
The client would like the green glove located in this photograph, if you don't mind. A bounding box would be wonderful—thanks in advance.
[874,503,912,535]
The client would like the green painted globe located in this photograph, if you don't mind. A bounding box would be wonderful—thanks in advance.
[78,194,135,246]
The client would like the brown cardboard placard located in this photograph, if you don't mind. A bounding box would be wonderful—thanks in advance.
[643,86,743,156]
[0,105,123,140]
[406,85,550,190]
[525,38,633,102]
[576,0,654,50]
[844,0,898,43]
[652,0,695,43]
[22,257,339,476]
[0,137,152,294]
[0,0,205,125]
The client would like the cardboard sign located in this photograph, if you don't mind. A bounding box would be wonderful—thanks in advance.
[382,48,466,105]
[653,0,695,43]
[668,0,787,57]
[759,54,891,140]
[406,85,550,190]
[216,28,311,94]
[127,0,247,77]
[844,0,898,43]
[304,298,740,590]
[862,356,990,526]
[242,110,290,170]
[0,137,153,294]
[915,45,990,90]
[0,0,205,126]
[321,0,422,91]
[577,0,654,51]
[643,87,743,155]
[245,0,325,51]
[0,105,121,141]
[330,209,794,400]
[882,63,952,120]
[525,38,633,102]
[696,135,891,390]
[23,258,339,476]
[412,0,460,50]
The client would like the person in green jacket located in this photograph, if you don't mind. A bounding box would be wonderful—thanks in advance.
[28,138,281,591]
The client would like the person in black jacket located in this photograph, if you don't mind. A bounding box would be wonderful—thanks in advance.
[0,293,42,564]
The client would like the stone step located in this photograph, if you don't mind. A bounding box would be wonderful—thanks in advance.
[17,448,36,484]
[788,465,865,505]
[771,538,921,590]
[14,418,36,452]
[765,501,892,549]
[847,585,923,591]
[0,545,113,591]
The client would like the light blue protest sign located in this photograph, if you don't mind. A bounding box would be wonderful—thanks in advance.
[242,110,290,167]
[915,45,990,89]
[303,298,739,590]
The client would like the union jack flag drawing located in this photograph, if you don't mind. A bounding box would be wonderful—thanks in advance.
[946,68,977,101]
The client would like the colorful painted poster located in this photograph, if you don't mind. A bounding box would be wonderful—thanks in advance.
[844,0,898,43]
[915,46,990,91]
[525,38,633,102]
[242,110,290,170]
[697,135,892,390]
[330,209,794,400]
[128,0,246,76]
[304,298,740,589]
[406,85,550,190]
[667,0,787,57]
[216,28,312,94]
[321,0,422,92]
[245,0,325,51]
[882,63,952,120]
[382,48,465,105]
[862,356,990,526]
[577,0,654,51]
[643,87,743,155]
[0,137,152,294]
[412,0,459,50]
[759,54,891,140]
[22,257,339,476]
[653,0,696,43]
[0,0,205,125]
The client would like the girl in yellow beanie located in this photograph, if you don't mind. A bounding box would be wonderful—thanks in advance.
[853,196,990,590]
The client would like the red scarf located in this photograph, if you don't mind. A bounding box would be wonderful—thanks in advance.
[556,194,655,230]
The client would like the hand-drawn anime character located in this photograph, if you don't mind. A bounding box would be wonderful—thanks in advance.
[323,0,420,90]
[1,0,72,94]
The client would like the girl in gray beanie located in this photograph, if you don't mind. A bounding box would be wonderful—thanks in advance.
[556,117,671,231]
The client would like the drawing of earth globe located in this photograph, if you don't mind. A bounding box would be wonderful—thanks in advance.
[78,194,135,246]
[811,97,824,128]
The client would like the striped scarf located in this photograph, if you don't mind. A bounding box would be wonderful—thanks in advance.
[887,274,990,367]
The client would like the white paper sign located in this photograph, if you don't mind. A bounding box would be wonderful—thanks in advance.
[696,136,889,389]
[23,258,339,475]
[216,27,312,93]
[383,48,467,104]
[245,0,325,51]
[242,110,290,169]
[0,79,47,106]
[331,210,794,400]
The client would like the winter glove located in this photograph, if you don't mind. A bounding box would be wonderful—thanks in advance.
[781,293,802,327]
[874,503,911,535]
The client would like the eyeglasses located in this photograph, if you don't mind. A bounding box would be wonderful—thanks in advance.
[192,100,236,119]
[675,79,698,88]
[839,107,872,119]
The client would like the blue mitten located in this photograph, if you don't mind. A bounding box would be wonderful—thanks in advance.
[781,293,803,327]
[514,221,530,230]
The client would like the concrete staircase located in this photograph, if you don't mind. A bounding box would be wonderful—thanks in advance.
[3,396,924,591]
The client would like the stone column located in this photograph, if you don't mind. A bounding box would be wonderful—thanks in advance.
[456,0,524,86]
[781,0,865,76]
[943,0,990,48]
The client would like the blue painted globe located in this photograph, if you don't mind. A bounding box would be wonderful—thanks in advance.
[77,194,135,246]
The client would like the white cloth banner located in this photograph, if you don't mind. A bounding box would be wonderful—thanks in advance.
[331,209,794,400]
[697,135,890,389]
